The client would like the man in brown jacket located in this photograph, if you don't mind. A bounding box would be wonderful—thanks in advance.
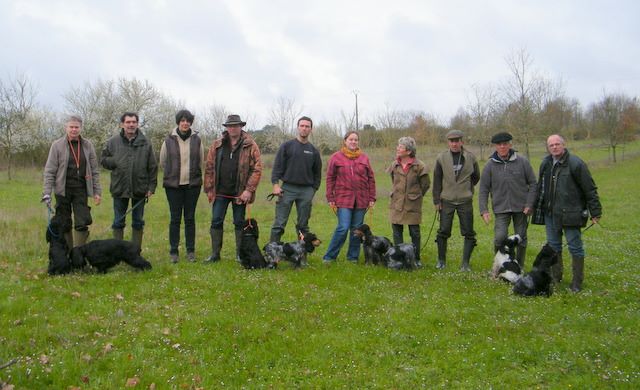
[203,114,262,262]
[432,130,480,271]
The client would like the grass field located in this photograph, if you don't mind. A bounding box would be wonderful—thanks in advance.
[1,139,639,388]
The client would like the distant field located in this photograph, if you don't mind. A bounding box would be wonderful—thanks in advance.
[1,139,639,388]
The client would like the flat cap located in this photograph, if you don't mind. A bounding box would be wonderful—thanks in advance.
[491,132,513,144]
[446,129,464,140]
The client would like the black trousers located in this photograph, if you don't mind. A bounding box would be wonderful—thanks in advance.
[165,185,201,254]
[55,186,92,232]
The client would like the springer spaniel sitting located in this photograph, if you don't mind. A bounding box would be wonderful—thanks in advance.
[513,244,559,297]
[352,224,393,266]
[263,232,321,268]
[491,234,522,283]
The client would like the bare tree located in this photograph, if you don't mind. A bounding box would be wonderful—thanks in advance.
[266,96,303,151]
[589,93,639,162]
[501,48,563,157]
[197,103,229,140]
[0,74,37,179]
[466,83,500,158]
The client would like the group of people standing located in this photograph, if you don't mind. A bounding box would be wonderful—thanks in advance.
[42,112,602,292]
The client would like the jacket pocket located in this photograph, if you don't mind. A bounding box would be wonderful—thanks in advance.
[562,207,588,227]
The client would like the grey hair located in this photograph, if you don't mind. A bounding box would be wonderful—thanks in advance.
[65,115,83,126]
[397,136,417,157]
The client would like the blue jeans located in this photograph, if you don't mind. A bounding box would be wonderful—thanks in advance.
[210,196,246,232]
[545,212,584,258]
[323,208,366,261]
[112,197,146,230]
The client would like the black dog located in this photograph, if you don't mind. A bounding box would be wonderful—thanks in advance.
[513,244,559,297]
[263,232,322,267]
[352,224,393,265]
[384,243,418,270]
[238,219,275,269]
[46,215,72,275]
[70,239,152,273]
[491,234,522,284]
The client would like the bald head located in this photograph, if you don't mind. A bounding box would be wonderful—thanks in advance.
[547,134,566,159]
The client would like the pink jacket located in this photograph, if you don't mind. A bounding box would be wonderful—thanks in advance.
[325,151,376,209]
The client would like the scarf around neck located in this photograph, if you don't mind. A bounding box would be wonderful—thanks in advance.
[341,146,362,160]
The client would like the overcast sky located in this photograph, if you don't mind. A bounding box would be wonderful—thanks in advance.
[1,0,638,128]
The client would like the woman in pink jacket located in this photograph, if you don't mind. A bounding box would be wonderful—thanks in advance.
[322,131,376,263]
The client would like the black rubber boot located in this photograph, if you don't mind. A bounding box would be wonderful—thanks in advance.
[436,237,447,269]
[460,239,476,272]
[205,229,223,263]
[571,256,584,292]
[552,252,563,283]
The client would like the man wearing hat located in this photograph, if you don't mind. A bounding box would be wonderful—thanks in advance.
[478,132,537,267]
[432,129,480,271]
[203,114,263,262]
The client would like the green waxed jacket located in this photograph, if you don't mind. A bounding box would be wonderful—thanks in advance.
[101,129,158,198]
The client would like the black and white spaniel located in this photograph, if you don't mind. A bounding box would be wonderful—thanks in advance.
[491,234,522,283]
[263,232,321,268]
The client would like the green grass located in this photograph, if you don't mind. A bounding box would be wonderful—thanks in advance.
[1,140,639,388]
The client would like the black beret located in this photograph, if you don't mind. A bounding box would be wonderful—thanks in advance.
[491,132,513,144]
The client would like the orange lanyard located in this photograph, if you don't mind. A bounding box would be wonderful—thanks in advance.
[67,138,81,175]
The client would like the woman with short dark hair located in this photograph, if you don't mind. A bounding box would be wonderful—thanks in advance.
[159,109,204,263]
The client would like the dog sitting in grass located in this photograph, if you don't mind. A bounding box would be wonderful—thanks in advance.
[263,232,321,267]
[46,215,72,275]
[70,239,152,273]
[352,224,392,266]
[491,234,522,283]
[513,244,558,297]
[238,218,275,269]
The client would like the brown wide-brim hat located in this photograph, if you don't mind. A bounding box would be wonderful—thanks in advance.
[222,114,246,127]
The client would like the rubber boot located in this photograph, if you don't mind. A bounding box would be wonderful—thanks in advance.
[63,231,73,250]
[516,246,526,269]
[435,237,447,269]
[235,229,243,263]
[113,228,124,241]
[552,252,563,283]
[73,230,89,248]
[460,239,475,272]
[571,256,584,292]
[132,228,144,250]
[205,229,223,263]
[409,227,422,268]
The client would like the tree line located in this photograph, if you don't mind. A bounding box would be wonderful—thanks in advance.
[1,49,638,180]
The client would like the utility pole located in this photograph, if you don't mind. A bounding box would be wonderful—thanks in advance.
[352,90,359,131]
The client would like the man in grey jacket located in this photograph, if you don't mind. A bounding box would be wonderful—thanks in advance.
[479,132,537,267]
[101,112,157,249]
[43,115,101,249]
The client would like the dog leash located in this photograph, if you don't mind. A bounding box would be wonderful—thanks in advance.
[560,221,598,248]
[420,211,439,252]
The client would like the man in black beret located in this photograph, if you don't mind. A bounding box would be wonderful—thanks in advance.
[478,132,537,267]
